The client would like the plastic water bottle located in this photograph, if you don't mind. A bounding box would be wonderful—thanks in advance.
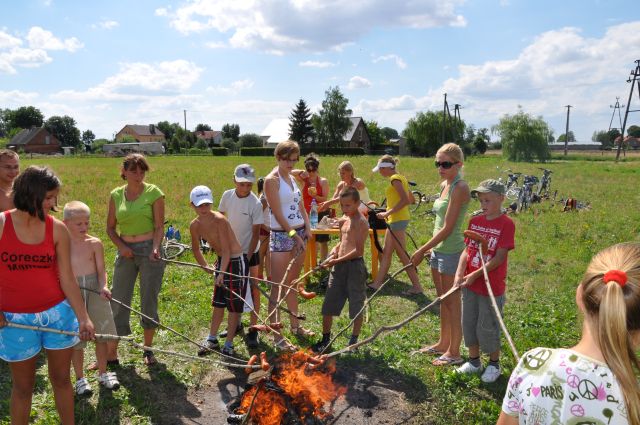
[310,200,318,229]
[174,229,181,241]
[165,225,174,239]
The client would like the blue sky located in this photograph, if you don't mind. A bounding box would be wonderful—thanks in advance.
[1,0,639,142]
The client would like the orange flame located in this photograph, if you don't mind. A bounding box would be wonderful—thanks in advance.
[237,350,346,424]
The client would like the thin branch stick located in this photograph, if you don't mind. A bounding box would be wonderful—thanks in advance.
[325,285,460,358]
[477,244,520,361]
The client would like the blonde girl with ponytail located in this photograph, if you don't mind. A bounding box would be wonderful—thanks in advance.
[498,242,640,425]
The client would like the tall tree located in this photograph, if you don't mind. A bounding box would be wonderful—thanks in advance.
[157,121,180,142]
[195,123,212,132]
[403,110,464,156]
[627,124,640,138]
[557,131,576,144]
[8,106,44,130]
[380,126,399,141]
[0,108,10,137]
[314,86,352,148]
[366,120,385,149]
[288,99,314,144]
[492,109,551,162]
[45,115,81,148]
[222,123,240,142]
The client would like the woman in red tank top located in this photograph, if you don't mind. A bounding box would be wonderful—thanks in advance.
[0,166,94,424]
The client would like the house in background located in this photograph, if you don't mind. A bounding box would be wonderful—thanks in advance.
[116,124,165,143]
[194,130,222,146]
[7,127,61,154]
[261,116,371,150]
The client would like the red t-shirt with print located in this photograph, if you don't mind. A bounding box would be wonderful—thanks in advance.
[464,214,515,297]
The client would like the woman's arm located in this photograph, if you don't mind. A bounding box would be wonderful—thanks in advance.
[54,220,95,339]
[106,196,133,258]
[150,196,165,260]
[354,178,366,191]
[412,182,470,264]
[315,177,330,203]
[319,181,344,211]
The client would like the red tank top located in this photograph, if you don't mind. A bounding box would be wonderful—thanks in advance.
[0,211,65,313]
[302,176,324,213]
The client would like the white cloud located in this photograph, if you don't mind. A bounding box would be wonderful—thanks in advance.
[26,26,83,52]
[160,0,466,54]
[52,60,204,101]
[0,30,22,49]
[373,54,407,69]
[206,79,254,95]
[347,76,372,90]
[0,47,51,74]
[92,20,119,30]
[204,41,227,49]
[298,60,336,68]
[0,90,39,105]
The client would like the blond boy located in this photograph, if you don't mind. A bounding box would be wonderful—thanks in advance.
[189,186,248,357]
[63,201,119,395]
[312,187,369,353]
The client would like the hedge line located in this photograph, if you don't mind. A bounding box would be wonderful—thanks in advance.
[239,147,366,156]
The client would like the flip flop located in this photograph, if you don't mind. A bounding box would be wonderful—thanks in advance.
[412,346,444,356]
[143,350,158,366]
[366,284,380,292]
[402,289,424,296]
[432,355,464,366]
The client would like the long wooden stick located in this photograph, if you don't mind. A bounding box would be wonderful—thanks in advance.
[325,285,460,358]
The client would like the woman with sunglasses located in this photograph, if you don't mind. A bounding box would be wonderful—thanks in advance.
[292,154,330,262]
[410,143,470,366]
[264,140,313,350]
[367,155,423,295]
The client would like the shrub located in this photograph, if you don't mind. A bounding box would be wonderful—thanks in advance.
[240,147,276,156]
[210,147,228,156]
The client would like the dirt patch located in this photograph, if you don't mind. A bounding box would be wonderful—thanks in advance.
[178,356,429,425]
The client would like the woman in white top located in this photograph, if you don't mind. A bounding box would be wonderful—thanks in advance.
[319,160,371,215]
[264,140,312,350]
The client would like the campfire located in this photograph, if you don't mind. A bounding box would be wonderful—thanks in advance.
[228,350,346,424]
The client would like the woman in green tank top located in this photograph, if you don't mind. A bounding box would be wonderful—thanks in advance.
[410,143,470,365]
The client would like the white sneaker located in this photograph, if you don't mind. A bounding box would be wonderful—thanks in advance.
[75,377,93,396]
[455,361,483,375]
[481,364,501,383]
[98,371,120,390]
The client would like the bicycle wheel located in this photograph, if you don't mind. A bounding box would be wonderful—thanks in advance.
[411,190,423,212]
[506,187,520,201]
[164,242,186,259]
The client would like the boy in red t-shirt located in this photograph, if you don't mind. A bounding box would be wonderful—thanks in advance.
[454,179,515,383]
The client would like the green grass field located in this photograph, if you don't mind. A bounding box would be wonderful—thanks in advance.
[1,154,639,424]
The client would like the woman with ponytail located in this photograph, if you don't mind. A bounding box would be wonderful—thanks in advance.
[498,242,640,425]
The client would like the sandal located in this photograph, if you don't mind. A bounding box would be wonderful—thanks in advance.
[274,339,297,352]
[412,346,444,356]
[432,355,464,366]
[143,350,158,366]
[291,326,315,337]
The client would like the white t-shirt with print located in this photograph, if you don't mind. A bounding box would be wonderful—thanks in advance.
[502,347,628,424]
[218,189,264,255]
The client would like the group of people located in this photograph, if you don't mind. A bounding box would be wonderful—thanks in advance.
[0,143,639,424]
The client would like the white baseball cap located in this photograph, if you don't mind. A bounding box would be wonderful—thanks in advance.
[372,161,395,172]
[234,164,256,183]
[190,185,213,206]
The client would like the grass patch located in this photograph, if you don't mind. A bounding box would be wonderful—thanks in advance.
[1,154,638,424]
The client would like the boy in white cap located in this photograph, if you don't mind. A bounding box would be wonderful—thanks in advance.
[189,185,247,356]
[217,164,264,348]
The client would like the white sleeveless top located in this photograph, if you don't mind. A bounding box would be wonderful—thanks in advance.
[269,174,304,231]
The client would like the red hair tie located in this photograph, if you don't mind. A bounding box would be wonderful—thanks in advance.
[603,270,627,287]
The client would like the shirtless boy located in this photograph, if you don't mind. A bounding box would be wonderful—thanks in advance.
[189,186,248,357]
[312,187,369,353]
[63,201,119,395]
[0,150,19,211]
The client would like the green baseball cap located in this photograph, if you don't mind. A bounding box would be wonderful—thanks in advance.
[471,179,506,198]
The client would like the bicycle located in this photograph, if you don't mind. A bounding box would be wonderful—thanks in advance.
[536,168,556,199]
[379,180,436,213]
[162,225,211,259]
[517,175,539,212]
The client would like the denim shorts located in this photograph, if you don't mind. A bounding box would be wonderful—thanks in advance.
[388,220,409,231]
[0,300,79,362]
[429,250,462,275]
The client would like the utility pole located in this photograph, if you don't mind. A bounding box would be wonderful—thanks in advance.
[608,97,625,133]
[442,93,447,146]
[183,110,187,132]
[563,105,572,156]
[616,59,640,161]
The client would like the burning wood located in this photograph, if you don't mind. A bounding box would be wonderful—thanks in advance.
[233,350,346,425]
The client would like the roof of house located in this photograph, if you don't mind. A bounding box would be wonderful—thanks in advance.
[261,119,291,145]
[343,117,365,141]
[194,130,222,139]
[9,127,51,146]
[123,124,165,137]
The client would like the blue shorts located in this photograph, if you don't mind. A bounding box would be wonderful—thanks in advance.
[387,220,409,231]
[0,300,79,362]
[430,250,462,276]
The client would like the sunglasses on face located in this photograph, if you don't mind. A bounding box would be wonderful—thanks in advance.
[434,161,458,169]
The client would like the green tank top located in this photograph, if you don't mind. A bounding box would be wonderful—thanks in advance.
[432,175,468,254]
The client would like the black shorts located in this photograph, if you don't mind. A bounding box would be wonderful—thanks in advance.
[315,211,330,242]
[245,252,260,267]
[212,256,249,313]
